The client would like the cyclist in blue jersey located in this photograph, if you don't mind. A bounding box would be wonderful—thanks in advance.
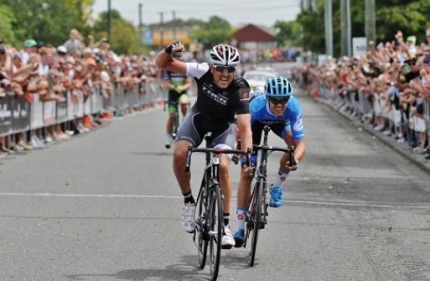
[234,76,307,247]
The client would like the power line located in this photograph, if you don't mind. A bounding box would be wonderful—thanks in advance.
[122,3,300,13]
[142,0,300,5]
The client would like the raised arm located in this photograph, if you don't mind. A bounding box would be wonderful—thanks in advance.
[155,41,187,75]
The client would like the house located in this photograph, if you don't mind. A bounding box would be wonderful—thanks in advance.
[232,23,277,50]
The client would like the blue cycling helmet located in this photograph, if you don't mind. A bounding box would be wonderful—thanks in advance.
[264,76,293,98]
[249,86,265,101]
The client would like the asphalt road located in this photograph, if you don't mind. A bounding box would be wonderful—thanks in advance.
[0,64,429,281]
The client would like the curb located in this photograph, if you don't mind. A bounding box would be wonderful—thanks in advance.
[314,96,430,175]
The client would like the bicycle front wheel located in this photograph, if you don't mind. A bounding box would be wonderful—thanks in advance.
[248,180,263,267]
[195,187,208,269]
[208,184,222,280]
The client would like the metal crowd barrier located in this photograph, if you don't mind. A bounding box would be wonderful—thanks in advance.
[424,100,430,140]
[315,82,430,141]
[0,80,164,139]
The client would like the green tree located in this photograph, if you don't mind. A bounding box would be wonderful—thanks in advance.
[296,2,326,54]
[274,20,303,47]
[0,0,86,47]
[295,0,430,56]
[91,10,144,55]
[0,4,17,46]
[191,16,232,49]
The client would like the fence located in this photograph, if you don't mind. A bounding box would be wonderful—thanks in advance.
[316,83,430,145]
[0,80,165,146]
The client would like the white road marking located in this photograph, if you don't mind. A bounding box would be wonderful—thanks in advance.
[0,192,429,209]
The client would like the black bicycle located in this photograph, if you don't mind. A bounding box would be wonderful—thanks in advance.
[243,125,295,266]
[163,100,181,140]
[185,133,251,281]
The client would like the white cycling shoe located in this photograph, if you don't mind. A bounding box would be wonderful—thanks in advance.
[181,203,196,233]
[221,225,235,249]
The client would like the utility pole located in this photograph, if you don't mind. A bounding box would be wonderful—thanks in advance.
[139,3,143,28]
[107,0,111,42]
[365,0,375,45]
[159,12,164,47]
[346,0,351,56]
[340,0,352,56]
[324,0,333,57]
[138,3,143,47]
[172,11,176,41]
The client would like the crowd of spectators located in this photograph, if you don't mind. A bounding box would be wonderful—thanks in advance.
[0,29,162,159]
[239,46,301,64]
[296,29,430,161]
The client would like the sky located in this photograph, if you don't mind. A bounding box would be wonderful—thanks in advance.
[92,0,302,27]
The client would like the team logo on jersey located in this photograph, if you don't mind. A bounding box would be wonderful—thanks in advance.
[293,117,304,131]
[259,120,284,125]
[202,83,228,105]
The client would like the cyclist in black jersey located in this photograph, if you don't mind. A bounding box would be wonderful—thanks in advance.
[161,52,191,148]
[156,41,253,249]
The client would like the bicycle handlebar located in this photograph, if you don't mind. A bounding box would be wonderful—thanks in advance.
[253,144,296,166]
[185,146,252,172]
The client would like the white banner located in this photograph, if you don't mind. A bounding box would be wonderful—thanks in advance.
[352,37,367,58]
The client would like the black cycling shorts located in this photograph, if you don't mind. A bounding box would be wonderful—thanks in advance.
[175,105,237,148]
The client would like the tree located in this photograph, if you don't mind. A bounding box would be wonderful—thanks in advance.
[274,20,303,47]
[296,2,326,54]
[91,10,144,55]
[294,0,430,56]
[191,16,233,49]
[0,0,86,47]
[0,5,17,46]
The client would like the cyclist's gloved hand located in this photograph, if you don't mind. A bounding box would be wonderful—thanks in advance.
[285,159,299,172]
[165,41,185,54]
[240,154,257,166]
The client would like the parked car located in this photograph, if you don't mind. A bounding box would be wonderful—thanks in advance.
[242,70,274,89]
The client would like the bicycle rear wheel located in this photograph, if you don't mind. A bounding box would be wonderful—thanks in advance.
[172,112,179,139]
[208,184,222,280]
[194,186,208,269]
[248,180,263,267]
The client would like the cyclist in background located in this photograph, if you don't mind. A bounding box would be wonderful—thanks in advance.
[155,42,253,249]
[161,52,192,148]
[234,76,307,247]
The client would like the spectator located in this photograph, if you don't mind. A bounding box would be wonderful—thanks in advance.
[21,39,38,65]
[63,29,83,53]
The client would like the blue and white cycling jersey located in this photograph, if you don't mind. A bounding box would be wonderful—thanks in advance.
[249,95,305,140]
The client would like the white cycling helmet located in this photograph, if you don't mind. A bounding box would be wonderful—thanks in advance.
[210,44,240,66]
[250,86,265,101]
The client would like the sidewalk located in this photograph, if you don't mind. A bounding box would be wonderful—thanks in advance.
[314,96,430,175]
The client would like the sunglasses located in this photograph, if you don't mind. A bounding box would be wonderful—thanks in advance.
[214,65,235,73]
[269,98,289,105]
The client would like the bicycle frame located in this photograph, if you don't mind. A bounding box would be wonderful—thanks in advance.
[244,125,295,266]
[163,100,180,138]
[185,134,251,280]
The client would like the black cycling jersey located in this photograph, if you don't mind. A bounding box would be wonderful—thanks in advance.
[193,72,250,123]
